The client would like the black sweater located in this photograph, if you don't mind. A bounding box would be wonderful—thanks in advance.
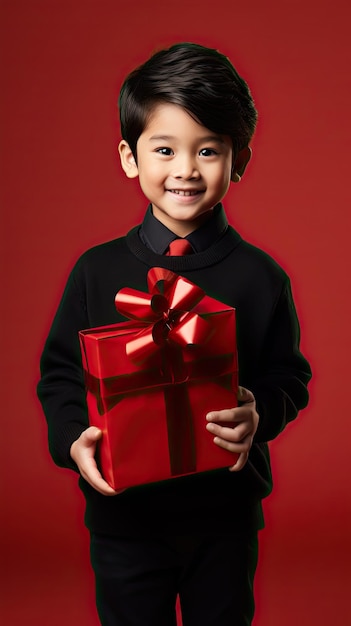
[37,224,311,535]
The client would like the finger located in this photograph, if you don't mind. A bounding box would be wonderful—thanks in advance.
[229,451,249,472]
[206,408,237,422]
[80,458,118,496]
[206,406,254,423]
[206,421,251,442]
[210,431,253,455]
[238,386,255,403]
[81,426,103,444]
[82,468,117,495]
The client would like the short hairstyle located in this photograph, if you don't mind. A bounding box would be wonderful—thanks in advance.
[118,42,258,159]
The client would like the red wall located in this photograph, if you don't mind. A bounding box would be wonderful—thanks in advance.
[1,1,350,624]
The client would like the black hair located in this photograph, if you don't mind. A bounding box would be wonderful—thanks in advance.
[118,42,258,159]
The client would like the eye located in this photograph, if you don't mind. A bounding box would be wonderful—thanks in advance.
[199,148,218,157]
[155,147,174,156]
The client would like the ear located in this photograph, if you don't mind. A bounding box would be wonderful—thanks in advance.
[118,140,139,179]
[231,146,252,183]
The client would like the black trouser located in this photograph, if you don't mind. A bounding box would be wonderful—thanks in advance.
[90,531,258,626]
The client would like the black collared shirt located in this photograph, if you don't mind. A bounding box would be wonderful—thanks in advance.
[139,203,228,254]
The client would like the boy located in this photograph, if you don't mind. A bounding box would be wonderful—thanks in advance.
[37,43,311,626]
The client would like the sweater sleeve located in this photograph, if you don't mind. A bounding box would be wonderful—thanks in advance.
[37,262,89,471]
[251,278,312,443]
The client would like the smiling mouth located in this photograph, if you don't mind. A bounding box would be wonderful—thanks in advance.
[168,189,202,196]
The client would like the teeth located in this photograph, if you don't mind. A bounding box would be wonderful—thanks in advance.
[170,190,199,196]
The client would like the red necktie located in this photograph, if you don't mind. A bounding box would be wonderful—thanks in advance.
[166,238,193,256]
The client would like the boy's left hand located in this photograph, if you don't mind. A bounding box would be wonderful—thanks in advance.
[206,386,259,471]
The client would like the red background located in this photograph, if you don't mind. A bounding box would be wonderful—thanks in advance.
[1,1,350,624]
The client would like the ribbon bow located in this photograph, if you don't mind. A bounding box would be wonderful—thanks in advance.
[115,267,211,365]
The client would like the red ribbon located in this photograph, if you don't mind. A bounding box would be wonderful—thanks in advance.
[115,267,211,375]
[114,268,218,476]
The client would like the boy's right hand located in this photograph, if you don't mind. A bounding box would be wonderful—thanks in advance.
[70,427,124,496]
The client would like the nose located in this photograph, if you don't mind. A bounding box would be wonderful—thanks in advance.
[173,154,200,180]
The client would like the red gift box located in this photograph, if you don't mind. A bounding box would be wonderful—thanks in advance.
[79,267,239,490]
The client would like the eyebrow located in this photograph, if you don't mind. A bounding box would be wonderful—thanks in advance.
[148,134,225,143]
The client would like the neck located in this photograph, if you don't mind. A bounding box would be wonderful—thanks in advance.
[151,206,214,237]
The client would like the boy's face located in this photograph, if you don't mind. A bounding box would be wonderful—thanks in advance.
[119,103,234,237]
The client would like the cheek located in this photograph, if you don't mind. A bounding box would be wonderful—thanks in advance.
[223,166,234,188]
[216,170,232,191]
[211,163,232,187]
[140,165,162,184]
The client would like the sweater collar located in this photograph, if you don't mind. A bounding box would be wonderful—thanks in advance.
[139,203,228,254]
[126,222,242,272]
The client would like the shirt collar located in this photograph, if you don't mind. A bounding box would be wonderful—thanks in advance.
[139,203,228,254]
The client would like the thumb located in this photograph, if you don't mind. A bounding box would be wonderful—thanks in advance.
[238,386,255,403]
[84,426,103,443]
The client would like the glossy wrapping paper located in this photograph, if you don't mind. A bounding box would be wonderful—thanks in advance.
[79,267,239,490]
